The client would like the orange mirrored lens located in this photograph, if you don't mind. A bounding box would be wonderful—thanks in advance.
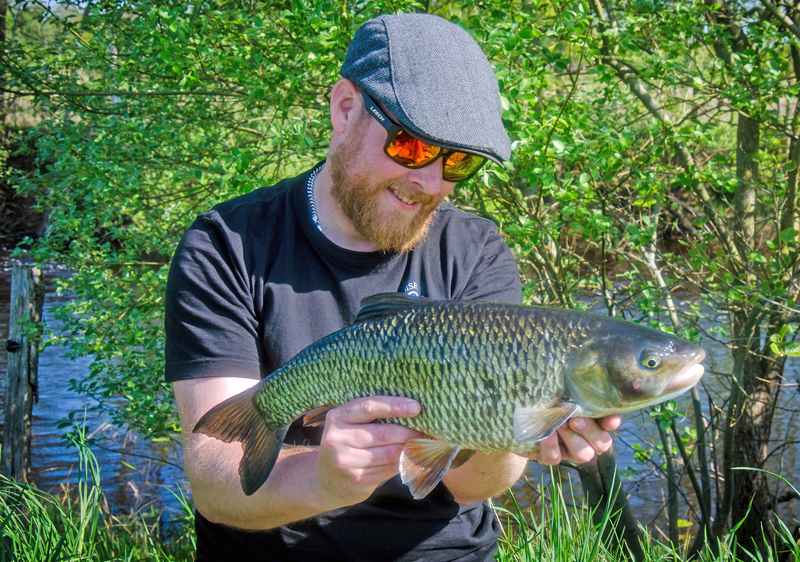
[385,130,487,181]
[387,131,440,166]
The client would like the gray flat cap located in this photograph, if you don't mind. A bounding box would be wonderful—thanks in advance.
[341,14,511,164]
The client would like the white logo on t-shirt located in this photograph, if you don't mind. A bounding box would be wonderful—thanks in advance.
[404,282,420,297]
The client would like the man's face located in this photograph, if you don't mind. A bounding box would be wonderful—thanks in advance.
[328,104,455,253]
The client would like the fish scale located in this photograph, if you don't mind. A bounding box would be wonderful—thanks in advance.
[194,293,705,498]
[256,301,571,452]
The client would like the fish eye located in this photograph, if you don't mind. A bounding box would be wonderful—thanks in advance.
[641,349,661,369]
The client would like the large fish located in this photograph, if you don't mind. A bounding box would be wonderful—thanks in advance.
[194,293,705,499]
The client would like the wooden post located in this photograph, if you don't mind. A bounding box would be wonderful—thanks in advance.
[2,264,44,483]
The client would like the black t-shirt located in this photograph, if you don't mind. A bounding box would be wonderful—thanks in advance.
[165,165,522,562]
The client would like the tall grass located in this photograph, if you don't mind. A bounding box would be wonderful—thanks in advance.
[0,424,194,562]
[2,435,797,561]
[493,470,632,562]
[493,469,800,562]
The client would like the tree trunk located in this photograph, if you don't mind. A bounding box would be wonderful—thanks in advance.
[0,0,7,134]
[728,111,776,551]
[729,313,785,553]
[730,336,776,551]
[2,265,44,483]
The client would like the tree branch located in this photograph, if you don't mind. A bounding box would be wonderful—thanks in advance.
[0,87,243,98]
[760,0,800,41]
[588,0,741,263]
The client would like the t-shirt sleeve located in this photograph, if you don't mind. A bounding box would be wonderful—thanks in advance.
[456,218,522,306]
[164,212,264,382]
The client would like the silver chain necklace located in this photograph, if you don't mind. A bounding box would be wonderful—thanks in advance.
[306,164,324,231]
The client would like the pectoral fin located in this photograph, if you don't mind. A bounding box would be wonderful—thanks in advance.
[451,448,476,468]
[400,438,461,500]
[302,405,335,427]
[513,402,581,443]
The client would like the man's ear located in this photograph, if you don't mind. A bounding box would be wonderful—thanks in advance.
[330,79,362,134]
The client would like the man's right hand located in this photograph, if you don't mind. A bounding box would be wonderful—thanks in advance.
[175,377,424,530]
[314,396,424,509]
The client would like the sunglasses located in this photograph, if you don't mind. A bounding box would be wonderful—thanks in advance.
[361,91,488,182]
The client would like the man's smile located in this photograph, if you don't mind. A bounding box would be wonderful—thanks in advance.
[390,186,418,207]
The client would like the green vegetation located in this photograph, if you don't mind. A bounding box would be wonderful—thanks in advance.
[3,443,797,562]
[2,0,800,558]
[495,472,800,562]
[0,426,194,562]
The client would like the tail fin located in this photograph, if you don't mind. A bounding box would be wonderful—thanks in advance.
[193,386,288,496]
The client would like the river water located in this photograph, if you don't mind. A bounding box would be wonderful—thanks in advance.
[0,250,798,535]
[0,251,186,520]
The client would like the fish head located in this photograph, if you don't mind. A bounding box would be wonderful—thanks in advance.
[565,326,706,416]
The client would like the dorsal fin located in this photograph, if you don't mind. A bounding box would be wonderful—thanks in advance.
[354,293,431,325]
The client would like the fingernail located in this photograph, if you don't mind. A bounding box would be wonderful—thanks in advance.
[404,401,420,415]
[571,418,587,431]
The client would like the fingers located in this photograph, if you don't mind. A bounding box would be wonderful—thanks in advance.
[323,396,424,459]
[328,396,420,425]
[527,415,621,466]
[555,420,598,464]
[324,440,409,471]
[534,433,564,466]
[557,417,617,463]
[313,396,423,508]
[325,418,424,450]
[598,414,622,432]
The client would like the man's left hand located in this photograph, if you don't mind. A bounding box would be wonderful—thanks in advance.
[529,415,622,465]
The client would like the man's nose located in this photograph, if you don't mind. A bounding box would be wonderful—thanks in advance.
[406,158,446,195]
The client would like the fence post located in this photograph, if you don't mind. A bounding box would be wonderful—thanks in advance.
[2,264,44,483]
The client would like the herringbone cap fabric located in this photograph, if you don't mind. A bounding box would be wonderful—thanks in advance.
[341,14,511,164]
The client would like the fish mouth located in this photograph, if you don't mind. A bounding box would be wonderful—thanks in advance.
[662,348,706,397]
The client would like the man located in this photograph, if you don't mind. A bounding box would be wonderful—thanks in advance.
[165,13,620,562]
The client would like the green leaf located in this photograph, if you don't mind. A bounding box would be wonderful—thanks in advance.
[784,342,800,357]
[491,168,509,181]
[780,228,799,243]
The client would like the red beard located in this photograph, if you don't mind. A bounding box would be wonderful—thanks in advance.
[328,137,442,253]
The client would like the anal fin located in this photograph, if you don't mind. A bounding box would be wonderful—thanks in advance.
[513,402,581,443]
[400,438,460,500]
